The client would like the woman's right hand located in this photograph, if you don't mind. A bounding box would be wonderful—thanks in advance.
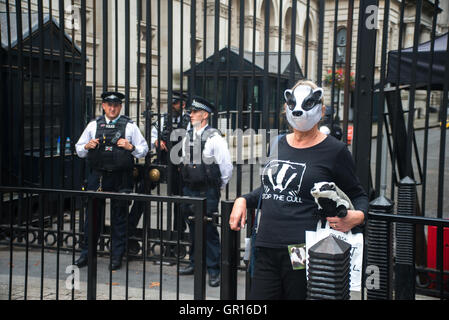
[229,197,247,231]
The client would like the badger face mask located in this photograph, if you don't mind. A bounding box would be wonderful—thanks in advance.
[284,85,324,132]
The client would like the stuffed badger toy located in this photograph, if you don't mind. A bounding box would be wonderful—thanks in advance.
[310,182,354,219]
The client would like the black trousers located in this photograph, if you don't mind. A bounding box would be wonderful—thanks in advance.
[182,186,221,276]
[81,170,133,259]
[248,247,307,300]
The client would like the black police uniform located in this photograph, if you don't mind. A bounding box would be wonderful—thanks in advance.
[181,126,222,278]
[154,111,190,193]
[154,112,191,165]
[76,92,144,271]
[127,92,190,246]
[179,97,223,286]
[150,92,191,232]
[82,115,134,263]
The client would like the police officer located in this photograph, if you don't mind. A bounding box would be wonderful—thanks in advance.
[150,91,191,163]
[179,96,233,287]
[74,91,149,270]
[149,91,191,231]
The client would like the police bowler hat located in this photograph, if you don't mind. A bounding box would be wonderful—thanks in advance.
[191,96,215,113]
[102,91,125,104]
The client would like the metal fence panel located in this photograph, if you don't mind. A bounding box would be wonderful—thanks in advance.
[1,0,448,300]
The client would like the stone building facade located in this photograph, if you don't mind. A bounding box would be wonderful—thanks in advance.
[1,0,448,127]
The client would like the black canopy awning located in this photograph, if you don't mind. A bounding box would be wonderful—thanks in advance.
[386,33,448,90]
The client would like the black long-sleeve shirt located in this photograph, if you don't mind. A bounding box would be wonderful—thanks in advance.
[243,134,368,248]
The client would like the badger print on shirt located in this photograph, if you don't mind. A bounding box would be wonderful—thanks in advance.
[261,160,306,204]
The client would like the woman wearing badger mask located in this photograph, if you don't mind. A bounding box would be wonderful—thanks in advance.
[229,80,368,300]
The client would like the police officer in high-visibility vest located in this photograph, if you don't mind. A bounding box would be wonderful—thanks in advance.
[178,96,233,287]
[74,92,148,270]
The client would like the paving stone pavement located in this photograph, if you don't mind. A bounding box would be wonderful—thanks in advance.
[0,247,249,300]
[1,247,439,300]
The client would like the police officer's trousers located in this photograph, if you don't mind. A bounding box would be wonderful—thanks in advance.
[80,170,133,260]
[182,186,221,277]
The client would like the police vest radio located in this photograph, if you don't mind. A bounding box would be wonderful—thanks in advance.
[181,126,222,190]
[157,112,191,143]
[110,131,122,145]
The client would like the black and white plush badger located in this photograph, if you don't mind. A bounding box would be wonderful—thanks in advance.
[310,182,354,218]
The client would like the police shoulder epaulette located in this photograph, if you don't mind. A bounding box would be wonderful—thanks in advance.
[120,115,134,123]
[210,127,223,136]
[204,127,222,139]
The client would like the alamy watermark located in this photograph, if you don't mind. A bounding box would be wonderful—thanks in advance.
[365,265,380,290]
[365,5,379,30]
[65,265,80,290]
[168,128,281,168]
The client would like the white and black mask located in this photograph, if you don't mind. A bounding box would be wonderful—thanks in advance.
[284,85,324,132]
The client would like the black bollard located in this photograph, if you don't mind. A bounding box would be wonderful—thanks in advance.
[307,235,351,300]
[366,196,394,300]
[395,176,416,300]
[220,200,239,300]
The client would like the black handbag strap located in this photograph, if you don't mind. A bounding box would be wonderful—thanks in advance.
[253,133,286,234]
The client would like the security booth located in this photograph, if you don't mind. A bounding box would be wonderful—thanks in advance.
[1,13,86,191]
[184,47,303,133]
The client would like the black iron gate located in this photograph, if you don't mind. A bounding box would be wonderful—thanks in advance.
[1,0,448,300]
